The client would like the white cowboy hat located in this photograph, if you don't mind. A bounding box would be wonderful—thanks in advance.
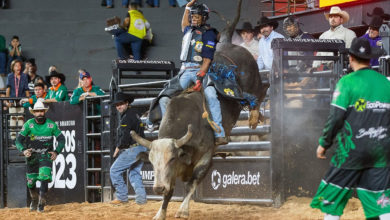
[29,101,49,114]
[324,6,350,24]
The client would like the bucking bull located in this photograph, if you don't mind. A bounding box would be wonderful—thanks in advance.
[130,1,269,219]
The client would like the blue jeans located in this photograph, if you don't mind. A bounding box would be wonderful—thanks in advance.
[146,0,159,6]
[168,0,176,6]
[110,146,148,203]
[159,63,225,138]
[106,0,129,6]
[0,52,6,74]
[113,29,143,60]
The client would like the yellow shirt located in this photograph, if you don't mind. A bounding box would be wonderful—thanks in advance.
[128,10,147,39]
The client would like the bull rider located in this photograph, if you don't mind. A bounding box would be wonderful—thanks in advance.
[154,0,227,146]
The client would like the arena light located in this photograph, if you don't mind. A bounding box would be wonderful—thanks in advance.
[319,0,359,8]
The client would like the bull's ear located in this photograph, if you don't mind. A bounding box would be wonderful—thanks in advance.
[178,148,192,166]
[136,152,149,162]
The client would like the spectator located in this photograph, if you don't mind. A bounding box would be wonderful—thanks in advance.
[0,35,6,76]
[168,0,176,7]
[256,16,285,70]
[112,3,150,60]
[313,6,356,69]
[360,16,384,67]
[48,65,57,74]
[321,6,356,48]
[5,59,30,140]
[367,7,390,20]
[236,22,259,60]
[7,36,23,72]
[44,71,69,102]
[0,35,6,90]
[75,69,87,88]
[70,71,105,105]
[23,58,33,75]
[105,0,130,8]
[145,0,176,8]
[20,82,46,108]
[283,16,314,74]
[25,59,44,90]
[6,59,30,101]
[0,0,8,9]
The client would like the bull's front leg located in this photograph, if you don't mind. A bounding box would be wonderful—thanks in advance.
[175,152,213,219]
[154,189,173,220]
[249,104,268,129]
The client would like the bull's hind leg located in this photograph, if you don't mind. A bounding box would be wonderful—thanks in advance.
[154,189,173,220]
[175,152,213,218]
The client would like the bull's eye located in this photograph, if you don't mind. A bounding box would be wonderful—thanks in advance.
[167,157,175,164]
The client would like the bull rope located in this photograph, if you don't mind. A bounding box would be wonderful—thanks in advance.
[184,87,222,134]
[219,53,238,66]
[182,52,240,134]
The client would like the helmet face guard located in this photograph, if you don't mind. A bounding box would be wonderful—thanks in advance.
[283,16,300,38]
[189,3,209,27]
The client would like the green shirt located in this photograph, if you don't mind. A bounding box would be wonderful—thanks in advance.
[319,68,390,169]
[16,118,65,154]
[69,86,105,105]
[0,35,5,52]
[22,94,46,108]
[46,84,69,101]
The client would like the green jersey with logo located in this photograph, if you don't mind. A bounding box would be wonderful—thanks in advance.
[319,68,390,169]
[16,118,65,154]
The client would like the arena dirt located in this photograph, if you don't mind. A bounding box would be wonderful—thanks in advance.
[0,196,365,220]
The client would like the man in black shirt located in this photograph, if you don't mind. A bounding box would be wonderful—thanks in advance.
[110,92,147,205]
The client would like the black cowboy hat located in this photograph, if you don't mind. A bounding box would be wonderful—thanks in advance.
[256,16,278,30]
[348,37,385,60]
[236,22,255,34]
[45,70,66,84]
[367,7,390,20]
[369,16,383,29]
[111,92,135,106]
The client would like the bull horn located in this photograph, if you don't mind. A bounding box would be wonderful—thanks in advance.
[130,130,152,149]
[176,124,193,148]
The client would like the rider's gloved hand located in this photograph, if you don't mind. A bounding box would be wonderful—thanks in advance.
[193,70,206,91]
[193,80,202,91]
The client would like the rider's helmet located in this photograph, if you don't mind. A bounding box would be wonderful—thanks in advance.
[189,3,210,27]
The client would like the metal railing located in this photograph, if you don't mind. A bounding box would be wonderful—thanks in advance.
[261,0,318,17]
[82,95,112,202]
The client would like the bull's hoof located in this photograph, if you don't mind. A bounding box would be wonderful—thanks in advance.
[175,210,189,219]
[153,214,165,220]
[153,209,166,220]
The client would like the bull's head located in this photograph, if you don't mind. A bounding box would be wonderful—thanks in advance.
[130,124,193,195]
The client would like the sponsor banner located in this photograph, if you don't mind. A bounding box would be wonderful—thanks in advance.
[319,0,359,7]
[43,102,85,204]
[196,158,271,200]
[127,162,185,198]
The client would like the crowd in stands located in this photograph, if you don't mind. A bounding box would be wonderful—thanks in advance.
[102,0,180,8]
[0,46,106,136]
[231,6,388,73]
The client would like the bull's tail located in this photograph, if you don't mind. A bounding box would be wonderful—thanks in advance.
[215,0,242,44]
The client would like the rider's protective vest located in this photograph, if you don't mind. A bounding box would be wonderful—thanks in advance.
[180,27,206,63]
[128,10,147,39]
